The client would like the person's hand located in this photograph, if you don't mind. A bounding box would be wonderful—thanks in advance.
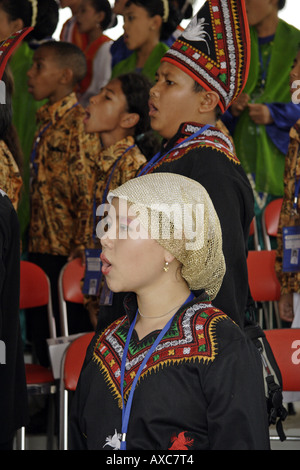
[278,293,294,323]
[230,93,250,116]
[248,103,273,125]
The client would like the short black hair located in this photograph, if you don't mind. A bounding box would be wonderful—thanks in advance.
[278,0,286,10]
[37,41,87,86]
[89,0,112,30]
[0,0,59,41]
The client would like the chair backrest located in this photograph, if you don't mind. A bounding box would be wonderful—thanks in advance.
[249,217,260,250]
[63,332,94,391]
[247,250,281,302]
[60,258,85,303]
[58,258,85,336]
[262,198,283,249]
[20,260,56,338]
[264,329,300,391]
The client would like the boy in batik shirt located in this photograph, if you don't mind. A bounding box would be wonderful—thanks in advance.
[27,40,100,363]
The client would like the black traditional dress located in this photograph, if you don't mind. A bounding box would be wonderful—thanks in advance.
[0,191,28,448]
[69,292,270,450]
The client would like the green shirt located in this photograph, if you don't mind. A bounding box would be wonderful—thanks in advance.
[233,20,300,197]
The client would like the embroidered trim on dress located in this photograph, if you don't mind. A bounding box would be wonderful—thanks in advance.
[92,302,227,408]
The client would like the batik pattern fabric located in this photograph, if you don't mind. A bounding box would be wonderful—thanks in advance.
[68,292,270,450]
[161,0,251,112]
[275,120,300,294]
[0,140,22,210]
[29,92,101,256]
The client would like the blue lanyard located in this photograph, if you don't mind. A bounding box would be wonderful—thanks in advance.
[30,102,79,177]
[30,121,52,176]
[291,147,300,213]
[119,292,195,450]
[93,144,135,241]
[293,176,300,214]
[138,124,211,176]
[258,46,271,90]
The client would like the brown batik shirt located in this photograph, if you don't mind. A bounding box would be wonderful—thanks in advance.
[28,92,101,257]
[275,120,300,294]
[0,140,22,210]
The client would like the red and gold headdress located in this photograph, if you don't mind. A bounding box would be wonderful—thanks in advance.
[161,0,250,112]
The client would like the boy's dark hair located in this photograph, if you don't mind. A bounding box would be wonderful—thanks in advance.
[0,0,59,41]
[278,0,286,10]
[174,0,193,20]
[125,0,181,41]
[118,72,160,160]
[193,81,222,120]
[38,41,87,86]
[89,0,112,31]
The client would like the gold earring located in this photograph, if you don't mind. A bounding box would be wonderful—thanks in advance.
[163,261,169,272]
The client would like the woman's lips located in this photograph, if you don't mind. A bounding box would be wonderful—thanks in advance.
[100,253,112,275]
[148,100,158,117]
[83,108,91,124]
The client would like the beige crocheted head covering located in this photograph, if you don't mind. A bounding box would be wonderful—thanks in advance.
[107,173,225,299]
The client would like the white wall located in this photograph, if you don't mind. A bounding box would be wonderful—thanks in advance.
[54,0,300,41]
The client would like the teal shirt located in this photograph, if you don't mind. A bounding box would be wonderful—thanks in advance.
[111,42,169,83]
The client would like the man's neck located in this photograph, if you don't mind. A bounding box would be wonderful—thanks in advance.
[255,13,279,38]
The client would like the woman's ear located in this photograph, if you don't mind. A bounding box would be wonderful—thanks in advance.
[164,250,176,265]
[120,112,140,130]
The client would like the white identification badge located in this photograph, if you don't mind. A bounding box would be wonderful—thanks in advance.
[99,278,114,306]
[282,225,300,272]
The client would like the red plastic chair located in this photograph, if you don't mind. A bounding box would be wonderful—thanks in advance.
[249,216,260,250]
[264,328,300,441]
[262,198,283,250]
[17,261,57,450]
[247,250,281,329]
[59,332,94,449]
[58,258,85,337]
